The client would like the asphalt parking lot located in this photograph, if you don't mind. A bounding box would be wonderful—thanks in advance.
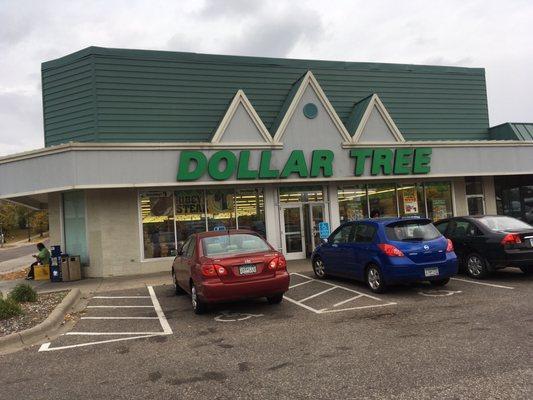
[1,267,532,400]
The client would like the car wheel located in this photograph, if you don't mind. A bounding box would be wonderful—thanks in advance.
[366,264,387,294]
[267,293,284,304]
[312,257,327,279]
[430,278,450,287]
[173,270,186,295]
[519,266,531,275]
[191,283,206,314]
[465,253,489,279]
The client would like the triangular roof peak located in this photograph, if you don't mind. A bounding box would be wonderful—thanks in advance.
[350,94,405,143]
[211,90,273,144]
[273,71,352,143]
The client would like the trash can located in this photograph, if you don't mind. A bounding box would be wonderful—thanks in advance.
[61,255,70,281]
[67,256,82,281]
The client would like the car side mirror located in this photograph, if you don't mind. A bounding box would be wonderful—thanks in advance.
[320,238,328,245]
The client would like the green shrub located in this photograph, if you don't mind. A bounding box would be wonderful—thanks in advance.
[9,283,38,303]
[0,297,23,320]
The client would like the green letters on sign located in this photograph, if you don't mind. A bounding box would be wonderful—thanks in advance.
[237,150,259,180]
[310,150,334,178]
[259,150,279,179]
[349,149,373,176]
[177,151,207,181]
[280,150,308,178]
[177,147,432,181]
[208,150,237,180]
[412,148,432,174]
[371,149,393,175]
[393,148,414,175]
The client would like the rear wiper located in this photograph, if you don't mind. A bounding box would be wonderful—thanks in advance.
[401,237,425,241]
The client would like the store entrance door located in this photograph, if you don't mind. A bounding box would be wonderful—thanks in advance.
[280,205,305,260]
[304,203,325,257]
[280,203,327,260]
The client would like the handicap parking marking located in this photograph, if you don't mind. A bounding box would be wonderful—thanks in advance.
[285,273,397,314]
[214,311,264,322]
[418,289,462,297]
[38,285,172,352]
[450,277,515,290]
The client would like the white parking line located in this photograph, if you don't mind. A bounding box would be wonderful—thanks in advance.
[65,332,165,336]
[93,296,151,299]
[298,287,336,303]
[39,335,161,352]
[289,280,314,289]
[285,273,396,314]
[148,285,173,335]
[39,285,172,352]
[87,305,154,308]
[451,277,515,290]
[80,317,159,320]
[333,295,363,307]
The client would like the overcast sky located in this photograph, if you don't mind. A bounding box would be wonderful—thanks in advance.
[0,0,532,156]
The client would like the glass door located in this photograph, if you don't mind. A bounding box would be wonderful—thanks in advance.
[308,204,325,256]
[280,205,305,260]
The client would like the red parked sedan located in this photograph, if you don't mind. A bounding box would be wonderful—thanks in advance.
[171,230,290,314]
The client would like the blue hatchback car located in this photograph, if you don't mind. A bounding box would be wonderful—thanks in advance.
[311,218,458,293]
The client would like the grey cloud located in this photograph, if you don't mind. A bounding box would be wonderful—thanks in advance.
[199,0,264,18]
[222,6,325,58]
[422,56,475,67]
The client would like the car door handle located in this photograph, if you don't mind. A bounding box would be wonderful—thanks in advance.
[332,244,338,248]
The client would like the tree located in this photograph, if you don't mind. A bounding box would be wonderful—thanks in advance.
[0,201,18,234]
[30,210,49,237]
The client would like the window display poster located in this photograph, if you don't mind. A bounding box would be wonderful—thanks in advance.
[402,188,418,214]
[433,199,448,220]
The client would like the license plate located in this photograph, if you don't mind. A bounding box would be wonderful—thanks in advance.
[239,265,257,275]
[424,267,439,277]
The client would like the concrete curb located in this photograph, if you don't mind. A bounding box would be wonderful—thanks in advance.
[0,288,81,353]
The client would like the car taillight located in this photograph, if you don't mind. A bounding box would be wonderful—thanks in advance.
[201,264,228,277]
[377,243,404,257]
[214,264,228,276]
[268,255,287,270]
[446,239,454,252]
[201,264,217,277]
[501,234,522,245]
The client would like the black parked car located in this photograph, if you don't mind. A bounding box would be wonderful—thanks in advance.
[434,215,533,279]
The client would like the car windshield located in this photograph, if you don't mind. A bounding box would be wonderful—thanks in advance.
[202,233,270,257]
[477,216,532,231]
[385,220,441,241]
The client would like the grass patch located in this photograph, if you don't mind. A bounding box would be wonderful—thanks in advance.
[9,283,38,303]
[0,297,23,320]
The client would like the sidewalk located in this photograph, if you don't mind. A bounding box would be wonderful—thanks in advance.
[0,234,49,250]
[0,259,312,296]
[0,254,33,275]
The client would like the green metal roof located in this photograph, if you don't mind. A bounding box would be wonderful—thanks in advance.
[489,123,533,141]
[345,95,373,134]
[41,46,491,146]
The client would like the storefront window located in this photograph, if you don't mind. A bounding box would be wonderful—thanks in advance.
[465,177,485,215]
[175,189,206,243]
[398,183,425,217]
[367,183,397,217]
[141,191,176,259]
[279,186,323,203]
[236,188,266,237]
[206,189,236,231]
[338,186,368,222]
[495,175,533,224]
[425,182,453,221]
